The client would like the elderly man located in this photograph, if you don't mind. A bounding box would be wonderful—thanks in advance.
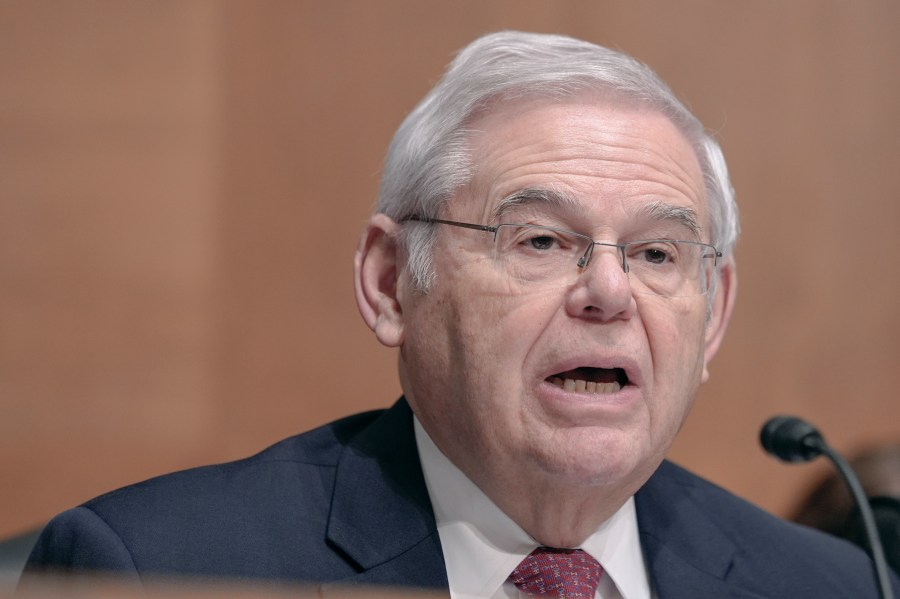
[23,31,897,598]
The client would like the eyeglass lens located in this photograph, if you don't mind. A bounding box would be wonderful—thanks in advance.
[492,224,715,297]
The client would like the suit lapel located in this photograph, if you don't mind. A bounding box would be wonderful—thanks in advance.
[325,398,449,591]
[635,462,766,599]
[325,407,769,597]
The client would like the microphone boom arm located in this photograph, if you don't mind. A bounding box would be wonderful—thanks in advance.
[820,443,894,599]
[761,415,895,599]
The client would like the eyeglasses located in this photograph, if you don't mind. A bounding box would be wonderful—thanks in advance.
[404,216,722,297]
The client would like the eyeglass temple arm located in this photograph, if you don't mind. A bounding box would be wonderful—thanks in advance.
[404,216,497,233]
[706,249,723,267]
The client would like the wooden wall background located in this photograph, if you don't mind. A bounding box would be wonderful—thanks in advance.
[2,0,899,539]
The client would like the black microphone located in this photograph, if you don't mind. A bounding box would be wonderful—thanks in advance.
[760,416,895,599]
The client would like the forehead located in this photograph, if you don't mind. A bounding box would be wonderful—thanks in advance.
[458,94,708,231]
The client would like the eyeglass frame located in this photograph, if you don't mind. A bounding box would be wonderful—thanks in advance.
[403,215,723,295]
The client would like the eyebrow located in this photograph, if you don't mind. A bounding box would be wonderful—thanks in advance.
[492,189,702,238]
[491,187,584,221]
[635,201,702,238]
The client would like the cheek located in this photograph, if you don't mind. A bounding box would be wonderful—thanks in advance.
[402,285,515,393]
[641,298,708,399]
[413,284,561,427]
[457,285,561,371]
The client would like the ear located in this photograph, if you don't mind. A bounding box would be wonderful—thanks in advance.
[354,213,405,347]
[701,259,737,383]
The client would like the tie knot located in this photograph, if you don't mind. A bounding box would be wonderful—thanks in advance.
[509,547,603,598]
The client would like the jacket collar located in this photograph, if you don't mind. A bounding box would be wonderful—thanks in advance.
[636,461,766,599]
[325,398,449,591]
[326,402,764,597]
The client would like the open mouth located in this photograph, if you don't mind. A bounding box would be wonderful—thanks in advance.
[546,367,629,395]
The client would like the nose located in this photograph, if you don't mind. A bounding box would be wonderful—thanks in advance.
[565,244,636,322]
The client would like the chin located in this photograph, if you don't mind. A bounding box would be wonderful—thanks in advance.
[533,433,648,488]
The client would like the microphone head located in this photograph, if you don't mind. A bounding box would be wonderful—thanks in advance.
[760,416,826,463]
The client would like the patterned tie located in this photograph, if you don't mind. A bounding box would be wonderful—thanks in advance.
[508,547,603,598]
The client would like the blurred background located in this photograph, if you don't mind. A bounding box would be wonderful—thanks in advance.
[2,0,899,550]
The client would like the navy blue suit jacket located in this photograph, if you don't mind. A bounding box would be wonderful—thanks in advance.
[22,399,899,597]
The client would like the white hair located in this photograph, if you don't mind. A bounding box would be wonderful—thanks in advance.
[376,31,739,290]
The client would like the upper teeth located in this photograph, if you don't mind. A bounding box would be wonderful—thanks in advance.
[549,377,622,394]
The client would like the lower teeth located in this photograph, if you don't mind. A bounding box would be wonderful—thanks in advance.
[549,377,621,394]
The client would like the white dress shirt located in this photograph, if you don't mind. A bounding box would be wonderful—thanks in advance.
[414,417,655,599]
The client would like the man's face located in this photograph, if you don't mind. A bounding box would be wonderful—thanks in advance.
[390,95,732,501]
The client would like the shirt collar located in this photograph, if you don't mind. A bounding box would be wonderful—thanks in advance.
[414,416,653,599]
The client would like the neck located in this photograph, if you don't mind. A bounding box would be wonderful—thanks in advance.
[484,474,635,548]
[411,410,651,548]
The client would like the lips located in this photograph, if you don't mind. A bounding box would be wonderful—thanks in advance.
[546,367,629,395]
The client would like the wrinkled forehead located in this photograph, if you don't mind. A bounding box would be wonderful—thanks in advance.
[453,93,709,237]
[491,187,705,241]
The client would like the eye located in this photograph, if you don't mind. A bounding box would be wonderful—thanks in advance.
[641,247,671,264]
[497,224,585,260]
[525,233,559,251]
[629,241,678,266]
[510,226,574,252]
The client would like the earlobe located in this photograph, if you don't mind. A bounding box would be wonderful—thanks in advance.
[701,260,737,382]
[354,214,405,348]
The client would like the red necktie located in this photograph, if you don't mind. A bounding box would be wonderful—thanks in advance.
[508,547,603,598]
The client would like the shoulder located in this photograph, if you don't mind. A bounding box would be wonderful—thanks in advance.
[88,407,386,513]
[23,407,391,581]
[643,460,858,555]
[639,461,899,595]
[644,460,839,546]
